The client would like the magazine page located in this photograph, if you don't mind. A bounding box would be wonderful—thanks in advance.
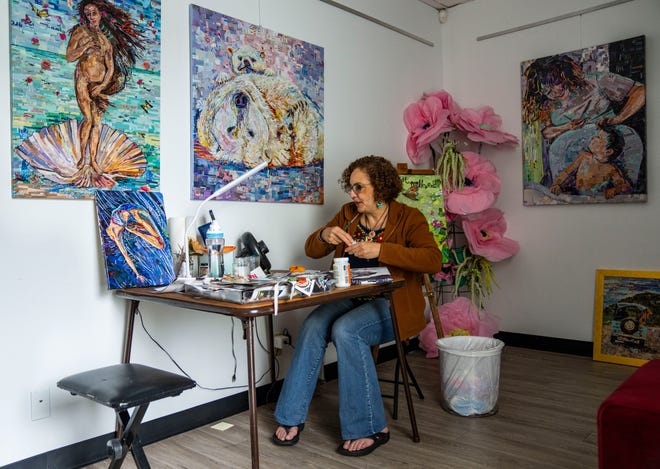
[351,267,393,285]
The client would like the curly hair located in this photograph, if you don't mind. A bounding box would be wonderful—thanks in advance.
[340,155,402,202]
[522,55,586,123]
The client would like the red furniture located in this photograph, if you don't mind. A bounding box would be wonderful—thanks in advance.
[598,359,660,469]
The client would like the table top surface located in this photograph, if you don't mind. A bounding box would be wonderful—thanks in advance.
[116,278,405,318]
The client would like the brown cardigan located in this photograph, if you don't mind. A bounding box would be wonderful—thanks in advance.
[304,200,444,339]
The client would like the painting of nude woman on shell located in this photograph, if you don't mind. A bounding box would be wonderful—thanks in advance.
[521,36,646,206]
[95,190,175,289]
[190,5,324,204]
[10,0,161,200]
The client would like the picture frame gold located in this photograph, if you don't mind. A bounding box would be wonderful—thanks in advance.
[593,269,660,367]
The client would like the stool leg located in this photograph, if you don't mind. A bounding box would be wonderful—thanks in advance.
[108,404,151,469]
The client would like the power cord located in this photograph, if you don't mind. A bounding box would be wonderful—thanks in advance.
[135,307,272,392]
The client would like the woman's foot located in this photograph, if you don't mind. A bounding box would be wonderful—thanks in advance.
[337,427,389,457]
[271,423,305,446]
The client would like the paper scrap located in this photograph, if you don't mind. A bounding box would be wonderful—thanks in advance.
[211,421,234,431]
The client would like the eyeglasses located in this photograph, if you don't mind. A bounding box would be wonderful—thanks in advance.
[341,182,371,194]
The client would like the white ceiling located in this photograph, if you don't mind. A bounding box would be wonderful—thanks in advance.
[417,0,473,10]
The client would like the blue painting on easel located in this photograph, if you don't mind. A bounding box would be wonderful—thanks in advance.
[95,190,175,289]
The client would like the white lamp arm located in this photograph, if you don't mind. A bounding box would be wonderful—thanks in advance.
[179,161,268,280]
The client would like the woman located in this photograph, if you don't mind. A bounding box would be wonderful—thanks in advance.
[522,54,645,192]
[272,155,444,456]
[66,0,143,187]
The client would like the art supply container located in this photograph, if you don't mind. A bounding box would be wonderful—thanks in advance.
[333,257,351,287]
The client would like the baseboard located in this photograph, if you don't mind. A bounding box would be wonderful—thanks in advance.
[2,382,283,469]
[494,331,593,357]
[3,333,591,468]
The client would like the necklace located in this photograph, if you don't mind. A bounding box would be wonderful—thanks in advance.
[362,206,389,242]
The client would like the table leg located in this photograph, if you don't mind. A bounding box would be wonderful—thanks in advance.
[122,300,140,364]
[385,292,420,442]
[243,317,260,468]
[266,315,275,386]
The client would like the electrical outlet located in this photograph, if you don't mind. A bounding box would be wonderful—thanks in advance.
[274,333,290,349]
[31,389,50,421]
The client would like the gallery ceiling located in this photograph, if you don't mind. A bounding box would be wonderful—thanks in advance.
[417,0,474,10]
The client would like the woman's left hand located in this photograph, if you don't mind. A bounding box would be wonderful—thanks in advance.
[345,241,381,259]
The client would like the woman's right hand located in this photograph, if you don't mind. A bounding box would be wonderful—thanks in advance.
[319,226,354,246]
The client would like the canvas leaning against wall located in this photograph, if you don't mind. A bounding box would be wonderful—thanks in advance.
[95,190,175,289]
[521,36,646,206]
[190,4,325,204]
[10,0,162,199]
[593,269,660,367]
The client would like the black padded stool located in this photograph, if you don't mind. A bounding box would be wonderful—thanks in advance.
[57,363,196,469]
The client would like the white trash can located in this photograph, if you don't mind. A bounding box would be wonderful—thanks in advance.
[435,336,504,417]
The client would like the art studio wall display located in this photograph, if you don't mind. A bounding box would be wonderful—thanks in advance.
[190,5,325,204]
[521,36,646,206]
[10,0,162,199]
[396,174,449,263]
[95,190,175,289]
[593,269,660,367]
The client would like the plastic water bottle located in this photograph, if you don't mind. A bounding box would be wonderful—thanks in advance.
[205,220,225,278]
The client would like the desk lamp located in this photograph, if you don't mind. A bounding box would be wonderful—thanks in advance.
[177,161,268,282]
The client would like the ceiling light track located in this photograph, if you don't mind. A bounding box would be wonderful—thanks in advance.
[319,0,434,47]
[477,0,635,41]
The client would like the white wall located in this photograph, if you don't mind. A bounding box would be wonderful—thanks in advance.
[439,0,659,340]
[0,0,444,464]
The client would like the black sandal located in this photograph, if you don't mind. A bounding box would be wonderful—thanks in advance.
[271,423,305,446]
[337,431,390,457]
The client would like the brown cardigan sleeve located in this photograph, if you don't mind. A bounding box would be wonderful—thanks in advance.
[303,201,444,339]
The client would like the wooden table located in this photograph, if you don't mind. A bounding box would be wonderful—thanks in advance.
[116,279,419,468]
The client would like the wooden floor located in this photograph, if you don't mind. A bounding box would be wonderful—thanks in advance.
[84,346,635,469]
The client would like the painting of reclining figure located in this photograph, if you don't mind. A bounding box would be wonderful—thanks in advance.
[190,5,324,204]
[521,36,646,205]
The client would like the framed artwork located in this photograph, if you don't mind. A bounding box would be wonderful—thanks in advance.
[521,36,646,206]
[95,190,175,289]
[10,0,162,199]
[189,5,324,204]
[593,269,660,367]
[396,173,449,263]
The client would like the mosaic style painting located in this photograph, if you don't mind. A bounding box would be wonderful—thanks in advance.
[95,190,175,289]
[10,0,161,199]
[397,174,449,263]
[190,5,324,204]
[593,269,660,367]
[521,36,646,205]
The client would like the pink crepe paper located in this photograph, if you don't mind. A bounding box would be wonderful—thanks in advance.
[418,297,500,358]
[455,106,519,145]
[444,151,500,215]
[461,208,520,262]
[403,93,456,164]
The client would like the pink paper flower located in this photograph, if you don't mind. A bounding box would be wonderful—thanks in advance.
[455,106,519,145]
[461,208,520,262]
[444,151,500,215]
[403,94,455,163]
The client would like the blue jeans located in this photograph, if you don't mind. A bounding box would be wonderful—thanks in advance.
[274,296,394,440]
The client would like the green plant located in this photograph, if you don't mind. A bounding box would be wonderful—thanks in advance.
[453,254,497,310]
[435,140,465,191]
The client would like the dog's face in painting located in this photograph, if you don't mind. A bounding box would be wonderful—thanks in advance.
[228,45,270,75]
